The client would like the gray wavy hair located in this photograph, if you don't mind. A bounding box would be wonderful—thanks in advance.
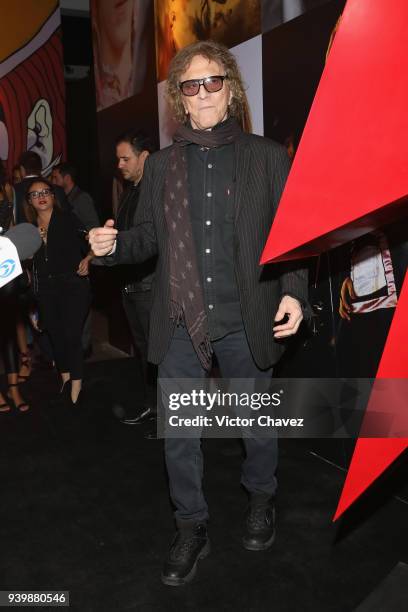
[165,40,252,132]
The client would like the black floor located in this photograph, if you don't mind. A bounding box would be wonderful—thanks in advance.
[1,358,407,612]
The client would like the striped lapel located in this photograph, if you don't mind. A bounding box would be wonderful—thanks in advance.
[234,136,251,223]
[153,148,172,206]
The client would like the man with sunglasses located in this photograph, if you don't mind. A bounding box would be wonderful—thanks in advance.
[90,40,308,586]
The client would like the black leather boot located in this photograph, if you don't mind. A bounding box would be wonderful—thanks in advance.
[242,493,275,551]
[161,520,210,586]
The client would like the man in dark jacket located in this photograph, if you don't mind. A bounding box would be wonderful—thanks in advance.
[114,129,157,424]
[90,41,308,586]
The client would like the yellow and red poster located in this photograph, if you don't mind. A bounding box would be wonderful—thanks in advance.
[0,1,66,179]
[154,0,261,82]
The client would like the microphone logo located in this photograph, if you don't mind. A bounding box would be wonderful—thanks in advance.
[0,259,16,278]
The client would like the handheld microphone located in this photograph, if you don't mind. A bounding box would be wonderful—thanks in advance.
[3,223,42,260]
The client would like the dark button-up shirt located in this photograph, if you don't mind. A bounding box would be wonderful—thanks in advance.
[187,142,243,340]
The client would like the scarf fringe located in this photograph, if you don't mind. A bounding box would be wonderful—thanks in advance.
[170,300,184,325]
[170,300,213,371]
[197,335,213,372]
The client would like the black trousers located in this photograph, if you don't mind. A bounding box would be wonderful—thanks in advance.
[159,325,277,522]
[122,289,152,400]
[37,276,91,379]
[0,278,19,374]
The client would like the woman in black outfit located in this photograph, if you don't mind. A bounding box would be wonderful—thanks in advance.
[0,160,29,413]
[24,178,92,405]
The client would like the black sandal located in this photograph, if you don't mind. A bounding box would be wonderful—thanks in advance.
[18,352,32,383]
[7,383,30,413]
[0,399,11,413]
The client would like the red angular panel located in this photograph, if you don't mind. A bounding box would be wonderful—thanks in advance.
[333,438,408,520]
[261,0,408,265]
[333,273,408,520]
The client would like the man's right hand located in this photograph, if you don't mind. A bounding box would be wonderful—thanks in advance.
[89,219,118,256]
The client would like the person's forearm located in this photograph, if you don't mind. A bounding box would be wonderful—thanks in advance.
[92,225,157,266]
[113,224,158,265]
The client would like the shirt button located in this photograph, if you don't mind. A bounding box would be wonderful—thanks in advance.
[206,277,212,283]
[206,192,212,197]
[206,220,211,226]
[208,304,214,310]
[207,163,213,169]
[205,248,211,254]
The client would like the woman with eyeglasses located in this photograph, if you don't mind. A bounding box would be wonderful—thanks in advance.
[24,178,92,405]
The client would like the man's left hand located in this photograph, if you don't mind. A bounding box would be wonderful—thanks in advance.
[273,295,303,338]
[77,256,90,276]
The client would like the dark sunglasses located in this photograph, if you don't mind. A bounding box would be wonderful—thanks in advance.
[179,75,228,96]
[27,188,53,200]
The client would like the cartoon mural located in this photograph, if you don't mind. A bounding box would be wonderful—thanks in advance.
[0,3,66,180]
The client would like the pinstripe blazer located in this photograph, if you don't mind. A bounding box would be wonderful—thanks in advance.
[109,132,308,368]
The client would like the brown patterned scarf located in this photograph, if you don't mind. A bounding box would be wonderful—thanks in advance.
[164,117,242,371]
